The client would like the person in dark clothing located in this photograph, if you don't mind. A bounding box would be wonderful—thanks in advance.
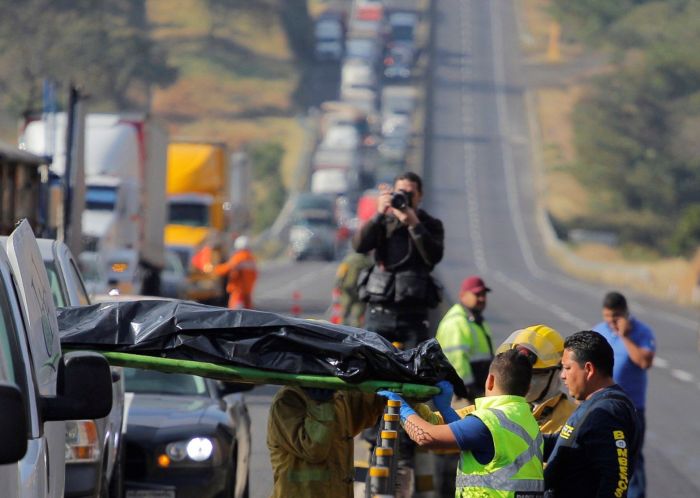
[545,330,640,498]
[352,171,444,349]
[352,172,444,496]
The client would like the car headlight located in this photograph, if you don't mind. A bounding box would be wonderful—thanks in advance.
[160,437,217,467]
[65,420,101,463]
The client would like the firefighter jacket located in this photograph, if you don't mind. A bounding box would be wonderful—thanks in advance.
[214,248,257,308]
[435,304,494,388]
[456,395,544,497]
[267,386,385,498]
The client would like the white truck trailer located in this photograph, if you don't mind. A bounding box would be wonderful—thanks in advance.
[21,113,168,295]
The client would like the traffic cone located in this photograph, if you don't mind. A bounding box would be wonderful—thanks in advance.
[290,291,302,317]
[329,288,343,324]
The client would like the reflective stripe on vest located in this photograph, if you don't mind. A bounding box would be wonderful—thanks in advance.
[455,408,544,493]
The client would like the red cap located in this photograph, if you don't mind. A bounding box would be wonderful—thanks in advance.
[461,276,491,294]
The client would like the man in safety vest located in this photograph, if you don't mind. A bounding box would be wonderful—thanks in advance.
[423,325,575,496]
[436,275,494,402]
[379,349,545,497]
[267,386,385,498]
[214,235,258,309]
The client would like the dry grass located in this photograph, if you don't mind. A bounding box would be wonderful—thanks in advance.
[517,0,584,61]
[535,86,590,222]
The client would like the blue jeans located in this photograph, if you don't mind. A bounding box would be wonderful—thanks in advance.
[629,409,646,498]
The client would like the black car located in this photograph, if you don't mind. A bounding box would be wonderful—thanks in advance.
[123,368,251,498]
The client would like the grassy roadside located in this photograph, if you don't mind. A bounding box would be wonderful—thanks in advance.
[519,0,699,305]
[147,0,303,190]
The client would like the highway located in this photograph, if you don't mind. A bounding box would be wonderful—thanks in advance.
[246,0,700,496]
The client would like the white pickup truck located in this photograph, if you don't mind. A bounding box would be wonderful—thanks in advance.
[0,220,112,497]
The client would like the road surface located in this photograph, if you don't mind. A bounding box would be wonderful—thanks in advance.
[246,0,700,496]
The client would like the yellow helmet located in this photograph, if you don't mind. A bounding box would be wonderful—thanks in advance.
[495,324,564,370]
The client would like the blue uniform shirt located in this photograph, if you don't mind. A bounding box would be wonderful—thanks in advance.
[593,316,655,409]
[448,415,494,464]
[545,385,639,498]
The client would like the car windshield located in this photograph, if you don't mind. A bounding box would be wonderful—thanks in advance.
[124,368,209,396]
[85,185,118,211]
[168,202,210,226]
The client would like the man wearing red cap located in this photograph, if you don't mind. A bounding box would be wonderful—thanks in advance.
[433,275,494,496]
[436,275,494,400]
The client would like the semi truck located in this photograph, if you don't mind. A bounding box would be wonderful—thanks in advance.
[21,112,168,295]
[165,141,233,304]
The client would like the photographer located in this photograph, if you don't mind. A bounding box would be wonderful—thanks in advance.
[353,171,444,347]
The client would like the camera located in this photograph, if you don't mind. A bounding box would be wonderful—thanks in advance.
[390,190,413,210]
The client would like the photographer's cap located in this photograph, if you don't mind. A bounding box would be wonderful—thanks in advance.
[461,275,491,294]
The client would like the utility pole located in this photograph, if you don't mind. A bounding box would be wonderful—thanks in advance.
[61,85,86,257]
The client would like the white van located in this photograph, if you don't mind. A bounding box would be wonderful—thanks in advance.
[0,220,112,498]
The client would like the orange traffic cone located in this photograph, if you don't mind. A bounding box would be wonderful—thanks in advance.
[290,291,302,317]
[329,288,343,324]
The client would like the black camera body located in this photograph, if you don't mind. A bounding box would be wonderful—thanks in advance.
[390,189,413,211]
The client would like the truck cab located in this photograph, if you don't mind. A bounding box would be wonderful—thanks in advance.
[0,220,112,498]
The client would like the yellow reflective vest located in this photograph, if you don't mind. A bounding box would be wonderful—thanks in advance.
[435,304,493,386]
[456,395,544,497]
[267,386,385,498]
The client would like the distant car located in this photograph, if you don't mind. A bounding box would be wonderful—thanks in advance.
[384,45,413,80]
[320,124,361,150]
[35,238,126,498]
[122,368,252,498]
[289,213,338,261]
[388,11,418,47]
[378,135,410,162]
[160,249,188,299]
[315,18,344,61]
[345,37,382,67]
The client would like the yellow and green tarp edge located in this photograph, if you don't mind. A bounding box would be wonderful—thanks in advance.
[97,351,439,398]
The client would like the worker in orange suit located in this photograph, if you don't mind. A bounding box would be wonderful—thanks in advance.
[214,235,258,309]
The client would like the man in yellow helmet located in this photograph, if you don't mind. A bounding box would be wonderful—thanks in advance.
[423,325,575,496]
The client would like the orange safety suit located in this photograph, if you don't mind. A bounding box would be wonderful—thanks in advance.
[214,248,258,309]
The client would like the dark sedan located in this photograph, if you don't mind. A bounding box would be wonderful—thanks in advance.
[123,368,251,498]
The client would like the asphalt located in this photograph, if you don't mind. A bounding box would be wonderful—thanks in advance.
[245,0,700,496]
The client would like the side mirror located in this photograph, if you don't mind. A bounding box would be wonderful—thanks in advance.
[0,382,28,464]
[43,352,113,421]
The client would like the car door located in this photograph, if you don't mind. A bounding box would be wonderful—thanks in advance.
[0,245,31,498]
[6,220,66,498]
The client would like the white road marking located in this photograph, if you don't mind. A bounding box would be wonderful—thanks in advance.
[654,357,669,368]
[671,369,695,383]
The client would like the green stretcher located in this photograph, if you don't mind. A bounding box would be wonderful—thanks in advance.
[99,351,440,398]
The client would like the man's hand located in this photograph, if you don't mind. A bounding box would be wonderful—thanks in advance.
[617,315,632,337]
[377,390,416,422]
[377,184,392,214]
[391,206,420,227]
[432,380,453,412]
[432,381,460,424]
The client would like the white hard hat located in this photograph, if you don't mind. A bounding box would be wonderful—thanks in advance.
[234,235,249,251]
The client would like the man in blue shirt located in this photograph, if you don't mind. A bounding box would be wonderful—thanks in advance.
[593,291,655,498]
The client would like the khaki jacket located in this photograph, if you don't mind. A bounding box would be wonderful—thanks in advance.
[267,386,385,498]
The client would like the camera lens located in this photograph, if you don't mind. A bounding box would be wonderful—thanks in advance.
[391,191,408,210]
